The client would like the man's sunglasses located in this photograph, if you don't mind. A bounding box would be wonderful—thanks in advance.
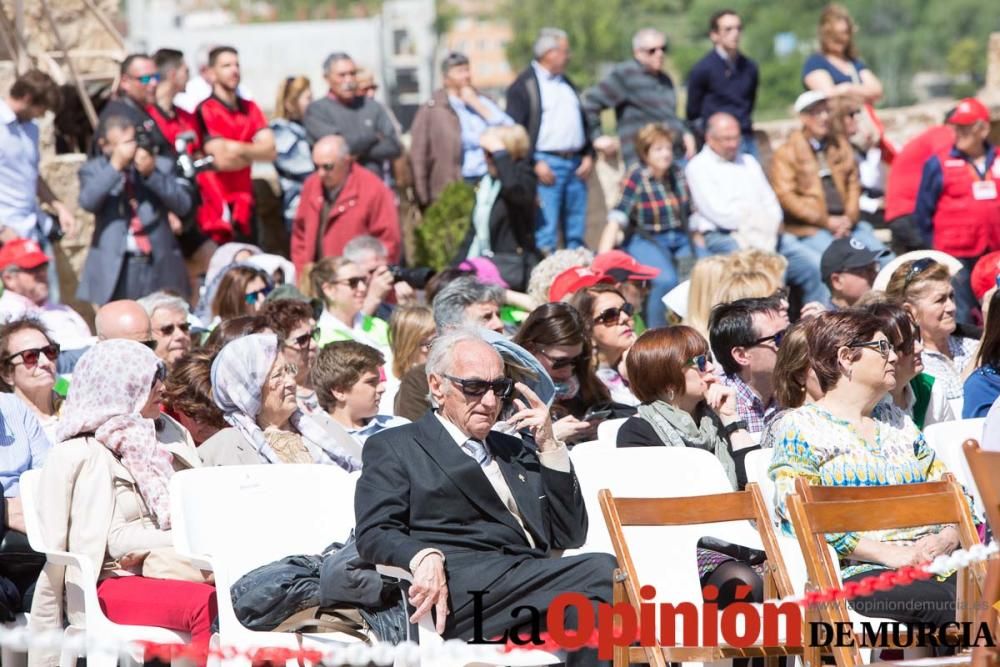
[848,339,893,359]
[444,374,514,399]
[315,162,338,171]
[644,45,667,55]
[751,329,786,349]
[244,285,273,305]
[336,277,368,290]
[287,327,320,349]
[133,73,160,85]
[157,322,191,337]
[902,257,939,292]
[594,302,634,326]
[4,344,60,368]
[687,353,712,373]
[539,349,586,370]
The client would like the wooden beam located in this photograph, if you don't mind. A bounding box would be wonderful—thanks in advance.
[38,0,99,129]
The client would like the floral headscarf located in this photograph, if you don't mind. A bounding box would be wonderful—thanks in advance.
[56,340,174,529]
[211,333,361,470]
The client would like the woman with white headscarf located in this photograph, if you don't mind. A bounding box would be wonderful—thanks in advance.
[29,340,215,666]
[199,333,361,469]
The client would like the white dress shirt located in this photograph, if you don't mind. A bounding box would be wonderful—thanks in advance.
[531,61,585,154]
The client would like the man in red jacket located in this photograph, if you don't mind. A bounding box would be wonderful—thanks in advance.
[290,135,400,273]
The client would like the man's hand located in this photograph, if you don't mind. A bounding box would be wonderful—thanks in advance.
[110,137,138,172]
[368,265,395,303]
[459,85,480,107]
[828,215,852,239]
[52,201,78,238]
[683,133,697,159]
[508,382,559,451]
[4,497,25,533]
[593,136,619,158]
[799,301,828,320]
[394,281,416,307]
[534,160,556,186]
[409,553,448,633]
[479,132,506,155]
[134,147,157,178]
[575,155,593,180]
[167,212,184,235]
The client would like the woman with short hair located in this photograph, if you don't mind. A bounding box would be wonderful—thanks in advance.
[301,256,390,353]
[0,317,61,439]
[260,298,320,412]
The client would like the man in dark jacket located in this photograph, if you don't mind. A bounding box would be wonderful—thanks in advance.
[77,115,191,305]
[506,28,593,254]
[355,329,614,666]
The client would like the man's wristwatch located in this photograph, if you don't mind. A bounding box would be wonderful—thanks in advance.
[723,420,748,436]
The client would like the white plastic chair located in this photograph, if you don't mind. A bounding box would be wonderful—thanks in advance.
[596,417,627,444]
[1,612,29,667]
[20,468,190,667]
[169,464,363,667]
[923,418,986,521]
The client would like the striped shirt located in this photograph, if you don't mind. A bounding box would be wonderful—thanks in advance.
[0,393,53,497]
[609,163,690,234]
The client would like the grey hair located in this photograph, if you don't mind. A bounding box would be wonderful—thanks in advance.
[526,248,594,305]
[343,235,388,263]
[632,28,666,51]
[137,291,190,317]
[431,276,504,332]
[322,52,353,74]
[425,327,501,406]
[533,28,568,59]
[441,51,470,75]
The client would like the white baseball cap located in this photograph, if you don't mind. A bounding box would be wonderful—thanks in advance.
[794,90,828,114]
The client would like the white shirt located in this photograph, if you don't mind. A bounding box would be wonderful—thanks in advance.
[531,61,585,153]
[0,99,48,240]
[685,145,783,250]
[0,289,93,349]
[174,76,253,114]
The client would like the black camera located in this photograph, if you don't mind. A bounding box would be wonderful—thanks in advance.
[134,120,159,155]
[389,265,434,289]
[174,131,215,181]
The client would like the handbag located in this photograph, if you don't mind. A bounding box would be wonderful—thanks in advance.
[142,546,214,583]
[487,249,541,293]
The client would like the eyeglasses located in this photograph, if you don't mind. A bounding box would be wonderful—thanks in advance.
[444,374,514,399]
[751,328,786,349]
[315,162,338,171]
[336,276,368,290]
[134,73,160,85]
[538,349,586,370]
[644,45,667,55]
[686,353,712,373]
[902,257,939,292]
[157,322,191,337]
[286,327,320,349]
[244,285,273,305]
[4,344,60,368]
[593,302,635,326]
[848,339,893,359]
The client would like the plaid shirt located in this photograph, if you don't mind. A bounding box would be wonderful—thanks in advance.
[721,373,776,434]
[609,163,690,234]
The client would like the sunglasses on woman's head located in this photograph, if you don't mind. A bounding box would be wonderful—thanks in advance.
[902,258,938,292]
[158,322,191,337]
[288,327,320,349]
[244,285,273,305]
[686,353,712,373]
[4,344,60,368]
[848,338,893,358]
[336,276,368,290]
[444,374,514,399]
[594,302,634,326]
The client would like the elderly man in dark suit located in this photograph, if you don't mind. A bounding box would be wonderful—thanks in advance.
[77,114,191,305]
[355,328,614,665]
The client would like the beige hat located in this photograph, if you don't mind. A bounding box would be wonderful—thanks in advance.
[872,250,964,292]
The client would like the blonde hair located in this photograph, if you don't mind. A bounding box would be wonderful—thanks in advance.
[684,255,729,339]
[635,123,674,164]
[299,256,356,303]
[727,249,788,286]
[273,76,311,121]
[483,124,531,161]
[388,305,436,379]
[715,270,782,305]
[818,3,858,60]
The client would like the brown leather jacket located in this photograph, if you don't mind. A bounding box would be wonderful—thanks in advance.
[409,89,462,207]
[769,129,860,237]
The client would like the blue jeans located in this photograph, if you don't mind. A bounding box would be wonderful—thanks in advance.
[795,221,895,269]
[534,152,588,252]
[703,230,740,256]
[740,135,759,161]
[623,228,698,328]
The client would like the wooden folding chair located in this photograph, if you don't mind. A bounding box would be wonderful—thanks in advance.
[788,475,985,667]
[962,439,1000,667]
[599,482,805,667]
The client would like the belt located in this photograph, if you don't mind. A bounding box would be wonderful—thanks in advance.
[124,252,152,264]
[538,150,581,160]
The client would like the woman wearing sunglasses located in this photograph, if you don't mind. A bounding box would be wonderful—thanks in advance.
[200,333,361,470]
[884,258,977,412]
[568,285,639,406]
[770,311,968,627]
[209,264,272,325]
[261,299,321,412]
[302,256,391,356]
[0,318,61,440]
[31,340,215,663]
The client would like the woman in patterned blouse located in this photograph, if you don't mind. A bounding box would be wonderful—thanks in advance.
[597,123,699,328]
[769,310,966,627]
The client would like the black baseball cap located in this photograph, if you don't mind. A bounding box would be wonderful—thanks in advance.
[820,238,886,284]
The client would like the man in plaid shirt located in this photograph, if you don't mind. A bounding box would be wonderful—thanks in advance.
[708,296,789,435]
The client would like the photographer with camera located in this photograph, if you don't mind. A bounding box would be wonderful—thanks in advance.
[343,235,422,320]
[76,115,192,305]
[290,135,400,274]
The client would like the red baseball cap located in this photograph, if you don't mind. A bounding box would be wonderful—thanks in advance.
[0,239,49,271]
[548,267,614,303]
[971,250,1000,302]
[591,250,661,282]
[948,98,990,126]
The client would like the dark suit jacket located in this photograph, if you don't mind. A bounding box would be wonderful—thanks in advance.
[354,412,588,613]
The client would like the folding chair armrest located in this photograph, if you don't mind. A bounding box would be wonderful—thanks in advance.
[376,564,413,582]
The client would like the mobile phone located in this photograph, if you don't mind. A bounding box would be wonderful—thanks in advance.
[583,408,613,422]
